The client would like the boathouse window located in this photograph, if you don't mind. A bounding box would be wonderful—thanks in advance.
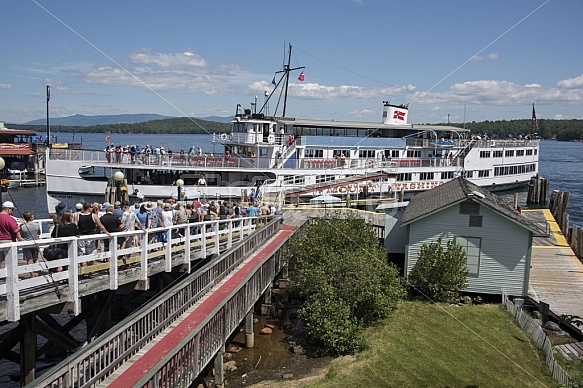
[397,173,412,181]
[460,201,480,215]
[505,150,514,157]
[419,172,434,180]
[469,215,483,227]
[492,150,503,158]
[456,236,481,276]
[479,151,491,158]
[526,149,533,156]
[406,150,421,158]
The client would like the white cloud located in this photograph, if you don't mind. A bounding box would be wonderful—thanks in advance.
[488,53,499,60]
[130,49,208,69]
[248,81,416,100]
[558,74,583,88]
[0,84,11,89]
[408,80,583,106]
[470,55,484,62]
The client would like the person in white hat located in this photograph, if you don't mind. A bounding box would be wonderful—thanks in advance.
[0,201,22,267]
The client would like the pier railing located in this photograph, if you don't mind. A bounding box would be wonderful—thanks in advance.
[0,216,274,322]
[27,216,283,388]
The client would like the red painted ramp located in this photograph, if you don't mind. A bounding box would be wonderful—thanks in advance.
[108,224,295,387]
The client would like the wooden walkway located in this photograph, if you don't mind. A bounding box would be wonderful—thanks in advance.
[554,342,583,361]
[523,209,583,318]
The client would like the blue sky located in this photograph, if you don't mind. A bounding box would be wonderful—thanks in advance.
[1,0,582,125]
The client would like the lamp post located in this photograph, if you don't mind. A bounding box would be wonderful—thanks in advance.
[176,179,184,202]
[113,171,124,204]
[0,157,5,205]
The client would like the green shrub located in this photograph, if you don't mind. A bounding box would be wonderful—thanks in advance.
[298,286,365,355]
[408,235,468,303]
[287,214,405,355]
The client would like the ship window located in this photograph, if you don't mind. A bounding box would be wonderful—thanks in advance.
[478,170,490,178]
[516,150,525,156]
[316,175,335,183]
[479,151,491,158]
[464,171,474,178]
[505,150,514,157]
[419,172,434,180]
[358,150,375,158]
[391,150,400,158]
[526,149,533,155]
[304,149,324,158]
[397,173,412,181]
[534,149,537,155]
[441,171,455,179]
[406,150,421,158]
[492,150,503,158]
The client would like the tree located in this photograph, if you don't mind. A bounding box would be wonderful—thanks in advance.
[287,214,405,355]
[408,235,468,303]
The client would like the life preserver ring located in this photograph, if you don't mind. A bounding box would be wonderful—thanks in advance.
[267,134,275,144]
[220,133,227,141]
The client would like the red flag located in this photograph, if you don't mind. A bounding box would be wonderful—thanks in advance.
[298,71,305,82]
[393,110,405,121]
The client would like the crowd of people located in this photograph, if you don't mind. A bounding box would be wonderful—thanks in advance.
[104,144,217,166]
[42,197,276,273]
[0,194,276,277]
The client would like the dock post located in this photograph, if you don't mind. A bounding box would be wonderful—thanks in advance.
[540,302,550,323]
[245,311,254,348]
[213,344,225,387]
[20,313,37,385]
[261,285,272,316]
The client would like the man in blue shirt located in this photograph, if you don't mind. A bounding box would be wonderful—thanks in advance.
[246,203,258,219]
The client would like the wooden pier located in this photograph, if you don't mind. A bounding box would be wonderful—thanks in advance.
[523,208,583,319]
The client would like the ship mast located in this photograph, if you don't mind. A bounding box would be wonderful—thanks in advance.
[259,44,304,118]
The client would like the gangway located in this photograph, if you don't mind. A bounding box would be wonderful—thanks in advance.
[27,217,293,387]
[277,170,395,199]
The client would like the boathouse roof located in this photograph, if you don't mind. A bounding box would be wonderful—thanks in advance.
[401,177,541,233]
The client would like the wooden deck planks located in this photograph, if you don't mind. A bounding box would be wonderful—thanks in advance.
[525,209,583,319]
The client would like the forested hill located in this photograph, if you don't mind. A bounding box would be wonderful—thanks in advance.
[443,118,583,141]
[9,117,583,140]
[10,117,231,135]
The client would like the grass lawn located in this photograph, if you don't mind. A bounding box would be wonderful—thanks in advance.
[308,301,557,388]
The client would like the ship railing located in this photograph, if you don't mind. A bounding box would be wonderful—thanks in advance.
[479,139,541,148]
[0,216,270,322]
[49,148,107,163]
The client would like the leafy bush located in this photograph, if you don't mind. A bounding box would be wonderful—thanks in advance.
[298,286,364,355]
[408,235,468,303]
[288,214,405,355]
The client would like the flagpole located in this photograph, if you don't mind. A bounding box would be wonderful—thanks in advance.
[282,44,292,117]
